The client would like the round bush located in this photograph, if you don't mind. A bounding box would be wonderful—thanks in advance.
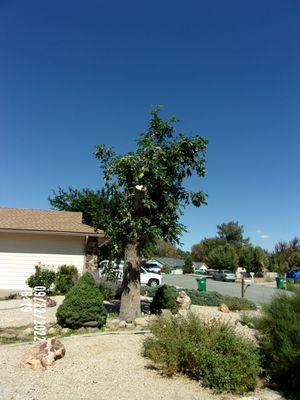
[27,264,56,290]
[150,284,177,313]
[143,314,260,394]
[56,272,107,329]
[55,264,78,294]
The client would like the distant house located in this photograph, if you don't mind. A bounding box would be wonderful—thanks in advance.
[0,208,106,290]
[194,262,208,272]
[149,257,185,274]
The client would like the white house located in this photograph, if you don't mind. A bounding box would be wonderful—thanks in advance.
[0,208,106,290]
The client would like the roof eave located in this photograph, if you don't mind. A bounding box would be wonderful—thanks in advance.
[0,228,105,238]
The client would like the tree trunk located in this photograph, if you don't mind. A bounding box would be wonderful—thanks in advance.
[119,242,142,322]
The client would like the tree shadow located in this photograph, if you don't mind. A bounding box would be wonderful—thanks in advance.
[104,298,152,315]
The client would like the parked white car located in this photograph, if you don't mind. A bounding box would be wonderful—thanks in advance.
[140,266,162,286]
[118,266,162,286]
[98,260,162,286]
[142,260,162,274]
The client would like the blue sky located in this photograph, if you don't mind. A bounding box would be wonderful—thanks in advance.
[1,0,299,252]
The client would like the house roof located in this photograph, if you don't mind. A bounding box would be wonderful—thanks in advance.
[154,257,185,268]
[194,262,208,269]
[0,208,105,237]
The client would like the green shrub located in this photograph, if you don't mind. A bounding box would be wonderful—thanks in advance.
[255,288,300,393]
[56,272,107,329]
[140,285,257,311]
[161,264,172,274]
[185,290,225,306]
[183,255,194,274]
[101,264,121,282]
[150,284,177,313]
[143,314,260,394]
[54,264,78,294]
[221,295,257,311]
[27,263,56,290]
[239,313,260,329]
[140,285,160,297]
[4,293,17,300]
[98,278,121,301]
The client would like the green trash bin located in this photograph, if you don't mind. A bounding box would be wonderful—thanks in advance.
[276,276,285,289]
[196,277,207,292]
[286,278,294,290]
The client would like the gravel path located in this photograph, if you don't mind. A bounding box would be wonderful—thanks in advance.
[0,297,65,328]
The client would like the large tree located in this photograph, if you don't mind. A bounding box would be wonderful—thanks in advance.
[191,237,226,262]
[273,237,300,269]
[48,187,119,259]
[146,239,179,258]
[207,243,239,271]
[239,245,269,273]
[217,221,249,245]
[49,187,111,227]
[95,107,208,321]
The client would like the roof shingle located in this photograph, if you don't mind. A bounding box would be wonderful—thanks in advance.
[0,208,104,236]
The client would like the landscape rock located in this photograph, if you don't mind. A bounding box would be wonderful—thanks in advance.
[19,338,66,371]
[83,321,98,327]
[87,327,100,333]
[46,297,57,308]
[218,303,230,313]
[176,291,191,311]
[0,333,15,339]
[118,320,127,328]
[61,328,71,334]
[48,327,58,335]
[178,309,189,317]
[146,314,159,324]
[134,317,148,327]
[106,318,120,330]
[125,323,135,330]
[23,327,34,336]
[76,327,87,334]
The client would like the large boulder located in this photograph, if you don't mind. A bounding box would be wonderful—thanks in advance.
[46,297,57,307]
[19,338,65,371]
[218,303,230,313]
[176,291,191,311]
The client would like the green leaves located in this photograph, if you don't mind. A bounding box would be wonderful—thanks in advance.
[94,108,208,249]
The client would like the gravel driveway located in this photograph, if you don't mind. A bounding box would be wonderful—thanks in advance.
[0,332,285,400]
[0,297,285,400]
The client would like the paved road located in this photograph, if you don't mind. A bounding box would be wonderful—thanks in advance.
[162,274,283,305]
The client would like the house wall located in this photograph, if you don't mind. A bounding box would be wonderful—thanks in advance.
[172,269,183,275]
[0,232,86,290]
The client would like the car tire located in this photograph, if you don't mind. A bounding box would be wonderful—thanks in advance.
[148,279,159,287]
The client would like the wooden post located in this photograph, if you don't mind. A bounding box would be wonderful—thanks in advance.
[241,278,245,298]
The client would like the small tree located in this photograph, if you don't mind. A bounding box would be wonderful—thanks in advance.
[95,107,208,321]
[56,272,107,329]
[183,254,194,274]
[217,221,249,245]
[150,285,177,313]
